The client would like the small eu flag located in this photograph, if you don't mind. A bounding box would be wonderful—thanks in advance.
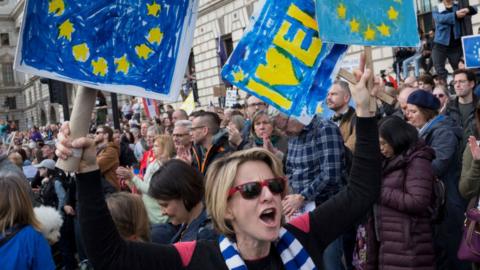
[462,35,480,69]
[315,0,419,47]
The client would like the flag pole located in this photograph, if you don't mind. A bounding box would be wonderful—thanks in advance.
[56,86,97,172]
[364,46,377,113]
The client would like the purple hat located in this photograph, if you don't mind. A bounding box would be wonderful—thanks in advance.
[407,90,440,110]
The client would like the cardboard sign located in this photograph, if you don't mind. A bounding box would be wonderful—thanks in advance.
[15,0,198,101]
[316,0,419,47]
[221,0,348,124]
[225,88,238,108]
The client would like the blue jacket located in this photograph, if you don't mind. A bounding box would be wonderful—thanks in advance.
[420,115,465,208]
[170,208,216,243]
[433,3,477,46]
[0,225,55,270]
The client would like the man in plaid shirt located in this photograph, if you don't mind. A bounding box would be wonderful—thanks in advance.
[277,113,348,270]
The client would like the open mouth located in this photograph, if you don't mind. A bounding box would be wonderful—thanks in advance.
[259,208,277,226]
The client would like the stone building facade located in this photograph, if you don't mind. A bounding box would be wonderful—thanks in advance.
[1,0,480,129]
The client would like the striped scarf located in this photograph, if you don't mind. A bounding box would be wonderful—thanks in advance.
[219,227,317,270]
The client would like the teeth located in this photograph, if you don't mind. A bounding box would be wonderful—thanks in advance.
[262,209,274,214]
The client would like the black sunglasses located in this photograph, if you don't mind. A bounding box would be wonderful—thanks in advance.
[228,177,286,199]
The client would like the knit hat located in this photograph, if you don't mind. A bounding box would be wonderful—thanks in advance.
[407,90,440,110]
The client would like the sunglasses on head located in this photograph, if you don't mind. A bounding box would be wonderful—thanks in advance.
[228,177,286,200]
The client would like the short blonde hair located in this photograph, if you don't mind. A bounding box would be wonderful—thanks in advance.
[0,171,40,234]
[106,192,150,242]
[205,148,285,238]
[154,134,176,159]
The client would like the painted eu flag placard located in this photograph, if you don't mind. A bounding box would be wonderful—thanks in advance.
[315,0,419,47]
[221,0,348,124]
[462,35,480,69]
[15,0,198,101]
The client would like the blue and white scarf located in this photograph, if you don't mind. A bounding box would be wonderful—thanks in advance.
[219,227,317,270]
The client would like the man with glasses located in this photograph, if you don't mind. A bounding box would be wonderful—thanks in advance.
[445,69,478,147]
[173,120,193,163]
[274,112,347,270]
[241,95,268,139]
[94,125,120,192]
[191,111,232,174]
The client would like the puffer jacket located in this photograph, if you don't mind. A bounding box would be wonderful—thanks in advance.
[371,140,436,269]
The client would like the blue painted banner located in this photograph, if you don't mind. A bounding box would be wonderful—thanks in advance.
[221,0,348,123]
[15,0,198,101]
[462,35,480,69]
[315,0,419,47]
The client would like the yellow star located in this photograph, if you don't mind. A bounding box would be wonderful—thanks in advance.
[92,57,108,77]
[48,0,65,16]
[233,69,246,83]
[114,54,130,74]
[147,2,161,17]
[337,3,347,19]
[72,43,90,62]
[349,18,360,33]
[147,27,163,45]
[58,19,75,41]
[377,23,390,36]
[364,25,376,41]
[387,6,399,20]
[135,44,153,59]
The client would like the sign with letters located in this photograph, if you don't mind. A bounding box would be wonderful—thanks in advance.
[221,0,348,123]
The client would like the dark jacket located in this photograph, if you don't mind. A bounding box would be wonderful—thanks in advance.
[119,138,137,167]
[420,115,464,208]
[420,115,468,269]
[444,95,478,149]
[192,130,233,175]
[371,141,435,269]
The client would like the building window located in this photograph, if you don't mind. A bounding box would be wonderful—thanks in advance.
[2,62,14,86]
[5,96,16,110]
[1,33,9,46]
[416,0,432,14]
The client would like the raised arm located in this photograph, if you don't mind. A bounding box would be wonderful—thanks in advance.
[308,67,382,249]
[56,124,184,270]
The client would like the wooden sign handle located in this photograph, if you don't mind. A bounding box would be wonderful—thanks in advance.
[338,68,395,105]
[56,86,97,172]
[364,47,377,113]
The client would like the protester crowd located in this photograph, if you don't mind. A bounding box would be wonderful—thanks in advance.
[2,0,480,269]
